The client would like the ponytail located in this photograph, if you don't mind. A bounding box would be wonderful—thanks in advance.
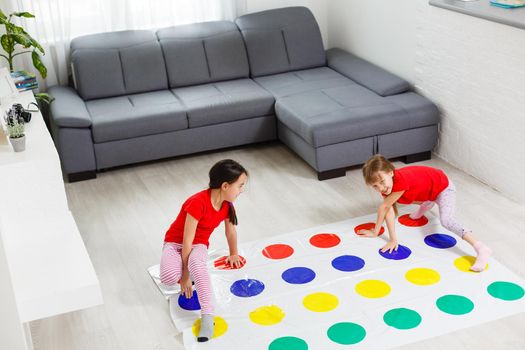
[228,203,238,225]
[209,159,248,225]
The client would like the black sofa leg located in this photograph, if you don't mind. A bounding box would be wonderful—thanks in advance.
[317,168,346,180]
[68,171,97,182]
[402,151,432,164]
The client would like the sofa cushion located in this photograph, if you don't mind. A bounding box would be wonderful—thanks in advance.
[275,86,439,148]
[86,90,187,143]
[172,79,275,128]
[327,48,410,97]
[71,30,168,100]
[254,67,353,98]
[236,7,326,77]
[157,21,249,88]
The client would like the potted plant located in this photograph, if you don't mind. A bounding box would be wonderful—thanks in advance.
[0,9,53,112]
[0,10,46,78]
[3,113,25,152]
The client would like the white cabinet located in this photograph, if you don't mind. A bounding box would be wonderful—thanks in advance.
[0,91,102,349]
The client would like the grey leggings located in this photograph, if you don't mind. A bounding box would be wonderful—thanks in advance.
[422,181,470,238]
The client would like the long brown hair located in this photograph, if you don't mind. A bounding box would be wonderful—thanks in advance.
[208,159,248,225]
[362,154,398,216]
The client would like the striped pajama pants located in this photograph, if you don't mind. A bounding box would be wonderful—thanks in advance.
[159,242,214,314]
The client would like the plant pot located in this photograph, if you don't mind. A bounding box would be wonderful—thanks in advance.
[9,135,26,152]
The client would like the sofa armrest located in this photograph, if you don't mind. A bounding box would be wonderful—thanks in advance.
[48,86,92,127]
[326,48,410,97]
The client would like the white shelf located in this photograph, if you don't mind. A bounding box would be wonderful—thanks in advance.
[0,91,102,326]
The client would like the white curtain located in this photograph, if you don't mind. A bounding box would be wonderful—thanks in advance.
[0,0,246,90]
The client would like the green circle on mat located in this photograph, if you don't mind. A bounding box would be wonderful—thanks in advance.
[268,336,308,350]
[487,281,525,301]
[436,295,474,315]
[327,322,366,345]
[383,308,422,330]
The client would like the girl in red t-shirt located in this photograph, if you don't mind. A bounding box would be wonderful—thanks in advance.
[159,159,248,342]
[359,154,491,272]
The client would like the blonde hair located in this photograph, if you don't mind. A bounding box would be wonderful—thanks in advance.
[362,154,398,216]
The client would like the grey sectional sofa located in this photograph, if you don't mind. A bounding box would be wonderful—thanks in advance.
[49,6,439,182]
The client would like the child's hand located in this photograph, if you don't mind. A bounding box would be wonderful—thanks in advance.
[226,254,243,269]
[380,240,399,254]
[358,229,378,237]
[180,274,193,299]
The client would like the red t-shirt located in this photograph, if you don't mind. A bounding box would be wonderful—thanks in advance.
[164,189,230,247]
[389,166,449,204]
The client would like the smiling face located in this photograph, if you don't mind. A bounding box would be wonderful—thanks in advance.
[222,172,248,202]
[369,170,394,196]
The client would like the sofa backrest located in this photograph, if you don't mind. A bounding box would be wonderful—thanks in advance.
[71,30,168,100]
[157,21,249,88]
[235,7,326,78]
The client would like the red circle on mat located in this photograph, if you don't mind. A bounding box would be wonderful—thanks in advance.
[309,233,341,248]
[354,223,385,236]
[213,255,246,270]
[262,244,294,259]
[398,214,429,227]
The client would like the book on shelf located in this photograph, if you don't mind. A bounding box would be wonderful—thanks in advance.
[490,0,525,8]
[9,70,39,91]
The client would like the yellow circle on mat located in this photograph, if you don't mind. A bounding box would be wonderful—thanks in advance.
[249,305,285,325]
[405,268,441,285]
[355,280,391,298]
[303,292,339,312]
[191,316,228,339]
[454,256,488,272]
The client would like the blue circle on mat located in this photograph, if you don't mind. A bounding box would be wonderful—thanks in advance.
[230,278,265,297]
[178,291,201,310]
[378,245,412,260]
[331,255,365,272]
[282,267,316,284]
[424,233,457,249]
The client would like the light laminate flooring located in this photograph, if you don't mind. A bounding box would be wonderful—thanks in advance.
[30,142,525,350]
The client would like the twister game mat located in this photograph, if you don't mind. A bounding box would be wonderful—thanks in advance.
[149,211,525,349]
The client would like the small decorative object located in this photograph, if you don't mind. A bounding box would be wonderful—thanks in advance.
[3,110,25,152]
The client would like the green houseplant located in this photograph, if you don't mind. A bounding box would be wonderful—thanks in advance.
[0,9,46,78]
[3,114,25,152]
[0,9,53,124]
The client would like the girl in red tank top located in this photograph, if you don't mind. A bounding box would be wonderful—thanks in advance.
[359,154,491,272]
[159,159,248,342]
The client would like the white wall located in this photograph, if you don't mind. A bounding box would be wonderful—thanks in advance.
[327,1,418,83]
[327,0,525,204]
[244,0,328,47]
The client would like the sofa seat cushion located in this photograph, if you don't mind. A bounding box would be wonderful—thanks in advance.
[275,86,439,148]
[254,67,353,99]
[172,79,275,128]
[86,90,187,143]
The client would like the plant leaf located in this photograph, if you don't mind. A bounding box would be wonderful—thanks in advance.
[1,34,14,55]
[0,9,6,20]
[13,12,35,18]
[13,25,45,54]
[32,51,47,78]
[34,92,55,105]
[6,23,33,48]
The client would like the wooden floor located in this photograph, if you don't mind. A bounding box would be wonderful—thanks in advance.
[30,142,525,350]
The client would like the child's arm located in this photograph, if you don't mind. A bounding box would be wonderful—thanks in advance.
[374,191,404,235]
[224,220,243,268]
[180,214,198,298]
[360,191,404,238]
[382,205,398,253]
